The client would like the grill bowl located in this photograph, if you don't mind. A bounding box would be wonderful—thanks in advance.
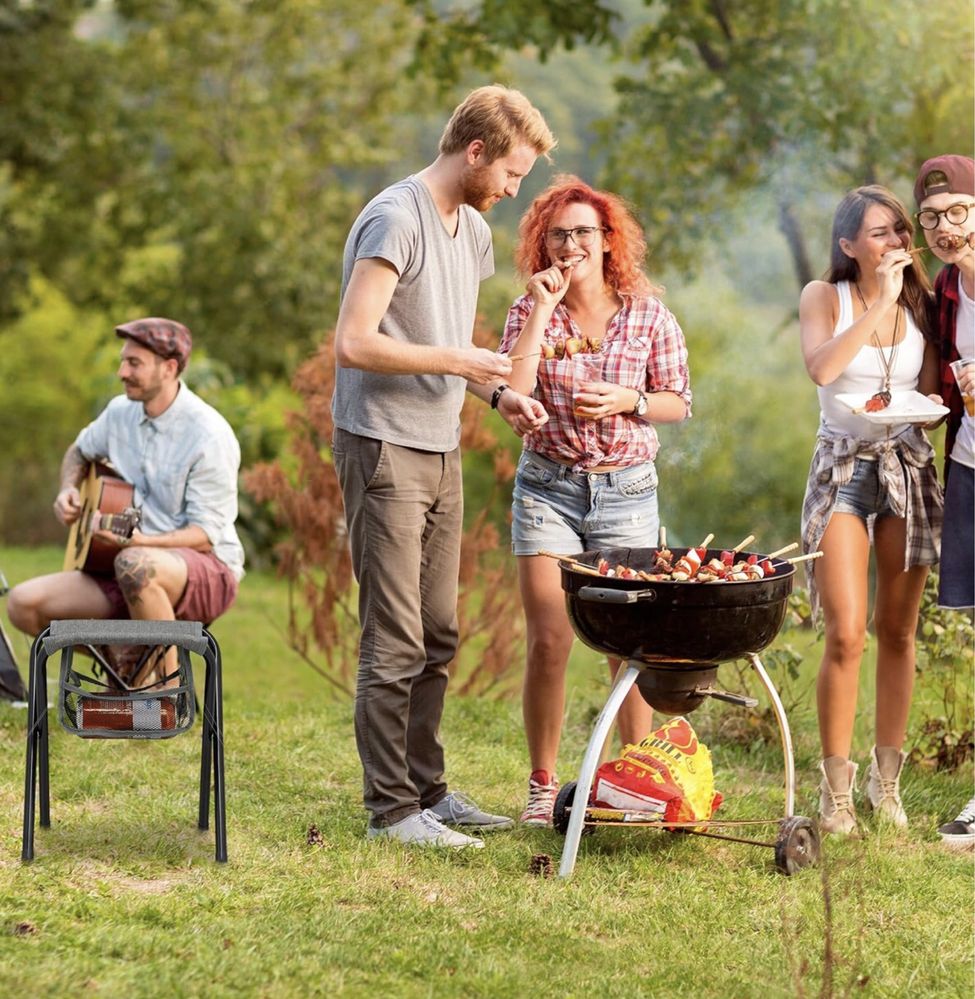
[560,547,795,667]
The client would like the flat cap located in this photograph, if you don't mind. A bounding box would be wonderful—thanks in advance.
[115,318,192,371]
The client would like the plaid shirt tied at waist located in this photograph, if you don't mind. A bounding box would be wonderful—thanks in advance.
[800,426,943,615]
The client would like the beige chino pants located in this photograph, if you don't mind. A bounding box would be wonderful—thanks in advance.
[332,428,463,826]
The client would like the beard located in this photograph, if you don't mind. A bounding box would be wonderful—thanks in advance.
[460,164,501,213]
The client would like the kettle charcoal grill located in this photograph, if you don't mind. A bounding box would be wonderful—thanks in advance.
[553,546,820,878]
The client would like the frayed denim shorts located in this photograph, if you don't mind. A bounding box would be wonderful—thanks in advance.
[832,457,897,520]
[511,450,659,556]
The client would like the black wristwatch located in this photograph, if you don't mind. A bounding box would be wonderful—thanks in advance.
[631,389,648,417]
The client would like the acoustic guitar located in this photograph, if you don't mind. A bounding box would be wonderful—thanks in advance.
[63,465,142,574]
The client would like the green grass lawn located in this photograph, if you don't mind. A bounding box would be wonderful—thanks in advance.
[0,546,971,997]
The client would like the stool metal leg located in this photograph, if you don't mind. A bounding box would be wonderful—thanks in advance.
[558,663,641,879]
[210,636,227,863]
[22,629,51,861]
[198,654,213,831]
[199,630,227,862]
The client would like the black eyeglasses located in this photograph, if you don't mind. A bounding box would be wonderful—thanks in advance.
[915,202,975,230]
[544,226,607,248]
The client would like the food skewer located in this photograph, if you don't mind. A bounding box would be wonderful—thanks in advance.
[537,549,604,576]
[729,534,755,553]
[698,533,715,548]
[785,551,824,565]
[506,351,542,362]
[766,542,799,559]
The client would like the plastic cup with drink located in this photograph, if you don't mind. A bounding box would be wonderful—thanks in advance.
[572,353,604,418]
[950,358,975,418]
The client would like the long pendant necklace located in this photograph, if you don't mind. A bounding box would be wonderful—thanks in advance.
[854,282,901,408]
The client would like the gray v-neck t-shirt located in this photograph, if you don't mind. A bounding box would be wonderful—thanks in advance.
[332,176,494,452]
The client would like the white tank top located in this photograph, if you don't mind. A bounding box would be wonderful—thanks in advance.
[818,281,926,441]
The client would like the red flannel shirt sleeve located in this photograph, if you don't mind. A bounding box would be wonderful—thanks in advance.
[636,299,692,413]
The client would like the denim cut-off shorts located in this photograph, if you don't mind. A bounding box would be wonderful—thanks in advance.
[831,457,897,520]
[511,450,659,556]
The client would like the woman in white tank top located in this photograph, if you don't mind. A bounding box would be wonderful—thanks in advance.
[798,185,942,837]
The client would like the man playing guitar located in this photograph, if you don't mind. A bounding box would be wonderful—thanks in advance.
[7,318,244,686]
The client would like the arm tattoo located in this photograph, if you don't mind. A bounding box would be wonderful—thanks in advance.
[60,444,88,491]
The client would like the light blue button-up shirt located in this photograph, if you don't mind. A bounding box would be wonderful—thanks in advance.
[75,383,245,580]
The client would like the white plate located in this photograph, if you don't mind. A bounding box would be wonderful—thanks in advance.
[836,391,949,425]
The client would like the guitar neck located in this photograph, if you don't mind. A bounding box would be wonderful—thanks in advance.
[92,512,137,538]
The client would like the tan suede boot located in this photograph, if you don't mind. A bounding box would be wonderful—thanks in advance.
[819,756,859,835]
[866,745,908,826]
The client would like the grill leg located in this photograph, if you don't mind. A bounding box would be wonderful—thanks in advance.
[558,662,641,878]
[747,652,795,817]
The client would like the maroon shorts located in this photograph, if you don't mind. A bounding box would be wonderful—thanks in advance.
[90,548,239,625]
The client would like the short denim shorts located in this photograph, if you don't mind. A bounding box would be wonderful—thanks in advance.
[832,457,897,520]
[511,450,659,556]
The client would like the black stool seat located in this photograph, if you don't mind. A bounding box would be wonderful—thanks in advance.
[22,619,227,862]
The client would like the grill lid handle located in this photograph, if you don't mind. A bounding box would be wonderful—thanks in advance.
[576,586,657,604]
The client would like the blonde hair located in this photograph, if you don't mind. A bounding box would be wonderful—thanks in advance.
[439,85,556,162]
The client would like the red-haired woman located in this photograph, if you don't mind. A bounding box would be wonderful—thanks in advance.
[497,175,692,825]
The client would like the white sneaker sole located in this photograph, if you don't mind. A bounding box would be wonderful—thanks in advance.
[939,833,975,851]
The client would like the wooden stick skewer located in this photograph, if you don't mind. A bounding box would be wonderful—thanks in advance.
[698,533,715,549]
[729,534,755,552]
[536,549,604,576]
[766,541,799,559]
[506,351,542,362]
[786,551,823,565]
[659,526,667,548]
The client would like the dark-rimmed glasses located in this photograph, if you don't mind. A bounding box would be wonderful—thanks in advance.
[544,226,607,248]
[915,202,975,230]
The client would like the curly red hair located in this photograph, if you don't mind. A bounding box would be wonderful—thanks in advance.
[514,175,657,297]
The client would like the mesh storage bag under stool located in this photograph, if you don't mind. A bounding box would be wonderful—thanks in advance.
[22,619,227,862]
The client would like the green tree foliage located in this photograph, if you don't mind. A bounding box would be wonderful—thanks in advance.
[0,0,107,321]
[410,0,974,288]
[0,281,116,543]
[653,274,818,548]
[2,0,434,377]
[604,0,974,285]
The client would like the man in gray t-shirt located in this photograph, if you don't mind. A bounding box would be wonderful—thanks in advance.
[331,85,554,849]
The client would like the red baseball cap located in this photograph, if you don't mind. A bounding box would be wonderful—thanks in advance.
[115,318,193,372]
[913,154,975,206]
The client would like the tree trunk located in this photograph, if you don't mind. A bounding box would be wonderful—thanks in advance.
[777,198,814,289]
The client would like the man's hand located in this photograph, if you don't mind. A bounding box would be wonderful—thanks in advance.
[53,487,82,526]
[497,389,548,436]
[458,348,513,385]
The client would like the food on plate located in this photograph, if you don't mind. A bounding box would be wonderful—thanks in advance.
[852,390,892,414]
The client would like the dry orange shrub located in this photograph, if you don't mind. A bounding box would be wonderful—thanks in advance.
[243,324,527,699]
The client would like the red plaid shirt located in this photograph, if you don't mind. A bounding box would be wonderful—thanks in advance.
[499,294,692,471]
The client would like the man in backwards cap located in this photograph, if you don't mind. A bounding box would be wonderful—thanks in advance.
[8,318,244,685]
[913,155,975,849]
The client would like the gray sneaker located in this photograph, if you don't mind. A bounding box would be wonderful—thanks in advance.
[428,791,514,831]
[367,809,484,849]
